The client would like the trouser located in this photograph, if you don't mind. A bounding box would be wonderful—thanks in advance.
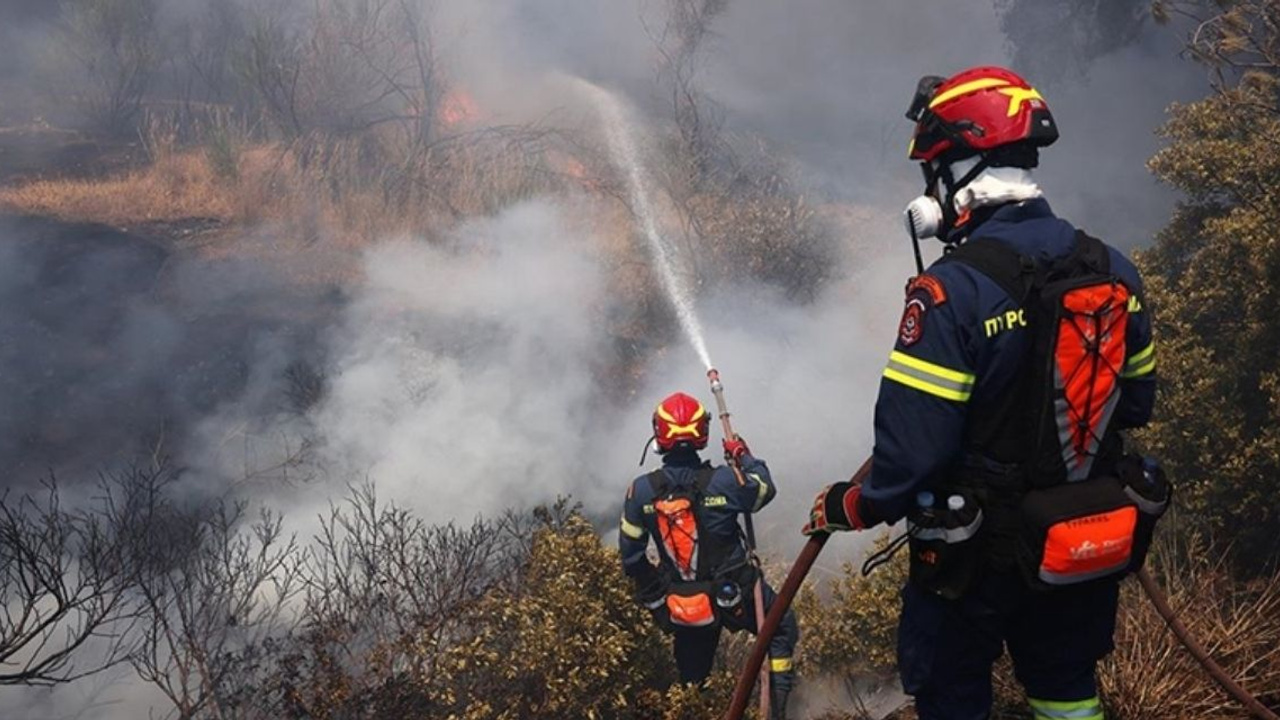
[897,569,1119,720]
[671,579,799,696]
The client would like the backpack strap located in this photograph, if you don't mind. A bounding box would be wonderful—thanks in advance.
[692,466,715,494]
[646,469,666,497]
[1067,230,1111,276]
[943,231,1112,302]
[941,237,1037,304]
[647,463,716,497]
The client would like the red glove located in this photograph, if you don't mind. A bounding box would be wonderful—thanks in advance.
[722,435,750,461]
[801,482,866,536]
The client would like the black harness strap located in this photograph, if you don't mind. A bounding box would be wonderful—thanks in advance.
[648,466,725,581]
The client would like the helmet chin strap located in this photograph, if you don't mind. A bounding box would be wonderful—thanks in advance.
[933,155,993,244]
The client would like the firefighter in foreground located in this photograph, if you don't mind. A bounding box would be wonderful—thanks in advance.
[620,391,798,718]
[802,67,1165,720]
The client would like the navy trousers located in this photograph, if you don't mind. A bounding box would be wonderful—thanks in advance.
[897,570,1120,720]
[672,579,799,693]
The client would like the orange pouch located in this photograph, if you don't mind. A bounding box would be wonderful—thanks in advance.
[1019,476,1138,587]
[666,584,717,628]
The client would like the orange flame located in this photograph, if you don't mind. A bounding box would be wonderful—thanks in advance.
[439,89,480,128]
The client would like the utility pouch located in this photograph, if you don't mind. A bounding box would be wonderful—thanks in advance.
[1019,475,1138,587]
[1115,454,1171,572]
[907,493,985,600]
[665,581,718,629]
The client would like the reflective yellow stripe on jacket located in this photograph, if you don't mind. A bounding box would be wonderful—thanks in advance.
[1122,341,1155,379]
[1027,695,1104,720]
[883,350,975,402]
[620,515,645,540]
[750,473,770,512]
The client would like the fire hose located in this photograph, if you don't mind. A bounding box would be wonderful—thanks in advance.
[723,457,873,720]
[723,457,1279,720]
[707,368,772,720]
[1135,567,1279,720]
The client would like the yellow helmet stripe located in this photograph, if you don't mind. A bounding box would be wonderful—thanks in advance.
[656,401,706,424]
[655,404,678,423]
[928,77,1011,109]
[665,422,703,439]
[998,86,1044,117]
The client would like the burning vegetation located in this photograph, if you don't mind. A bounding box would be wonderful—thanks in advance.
[0,0,1279,719]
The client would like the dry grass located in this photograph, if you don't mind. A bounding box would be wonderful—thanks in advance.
[793,528,1280,720]
[0,118,569,249]
[1100,533,1280,719]
[0,149,237,227]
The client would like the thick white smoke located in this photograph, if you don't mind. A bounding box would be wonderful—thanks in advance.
[306,200,611,521]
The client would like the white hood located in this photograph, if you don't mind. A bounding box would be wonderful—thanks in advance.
[948,157,1043,214]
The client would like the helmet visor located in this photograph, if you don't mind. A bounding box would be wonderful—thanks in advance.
[906,75,945,122]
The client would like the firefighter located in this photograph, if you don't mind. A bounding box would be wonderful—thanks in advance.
[620,391,798,718]
[801,67,1158,720]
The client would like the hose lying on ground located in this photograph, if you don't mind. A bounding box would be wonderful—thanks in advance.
[723,457,1279,720]
[1136,567,1279,720]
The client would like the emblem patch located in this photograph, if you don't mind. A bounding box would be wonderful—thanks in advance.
[899,296,927,347]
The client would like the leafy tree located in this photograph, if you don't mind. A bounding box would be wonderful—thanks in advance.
[1136,0,1280,572]
[426,512,681,719]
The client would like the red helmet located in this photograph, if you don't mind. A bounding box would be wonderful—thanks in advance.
[652,392,710,453]
[907,66,1057,165]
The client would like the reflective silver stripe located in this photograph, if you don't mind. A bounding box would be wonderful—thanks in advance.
[884,351,975,402]
[1053,361,1120,482]
[750,473,770,512]
[1032,708,1104,720]
[909,509,983,543]
[643,595,666,610]
[620,515,645,540]
[1039,557,1129,585]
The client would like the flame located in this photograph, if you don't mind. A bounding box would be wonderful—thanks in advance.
[562,157,588,181]
[439,89,480,128]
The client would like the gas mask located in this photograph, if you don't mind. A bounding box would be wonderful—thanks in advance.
[903,195,944,241]
[903,156,990,244]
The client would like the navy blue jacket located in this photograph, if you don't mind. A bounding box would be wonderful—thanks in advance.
[862,199,1157,525]
[619,448,775,592]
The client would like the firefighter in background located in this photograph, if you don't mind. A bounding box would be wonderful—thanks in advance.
[802,67,1160,720]
[620,391,798,719]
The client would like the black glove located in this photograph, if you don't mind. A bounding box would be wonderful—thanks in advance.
[649,603,675,634]
[801,481,866,535]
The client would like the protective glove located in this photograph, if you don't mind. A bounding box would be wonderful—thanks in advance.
[801,481,866,536]
[649,603,676,634]
[634,575,672,632]
[722,434,750,461]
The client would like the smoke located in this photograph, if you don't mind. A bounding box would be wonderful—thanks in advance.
[0,0,1212,716]
[297,200,612,521]
[437,0,1205,248]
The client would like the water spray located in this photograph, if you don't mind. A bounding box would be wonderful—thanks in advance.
[584,79,781,720]
[580,79,714,370]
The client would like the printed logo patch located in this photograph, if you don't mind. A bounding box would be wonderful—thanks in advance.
[899,296,927,347]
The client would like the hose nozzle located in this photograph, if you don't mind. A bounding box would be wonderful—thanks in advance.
[707,367,723,394]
